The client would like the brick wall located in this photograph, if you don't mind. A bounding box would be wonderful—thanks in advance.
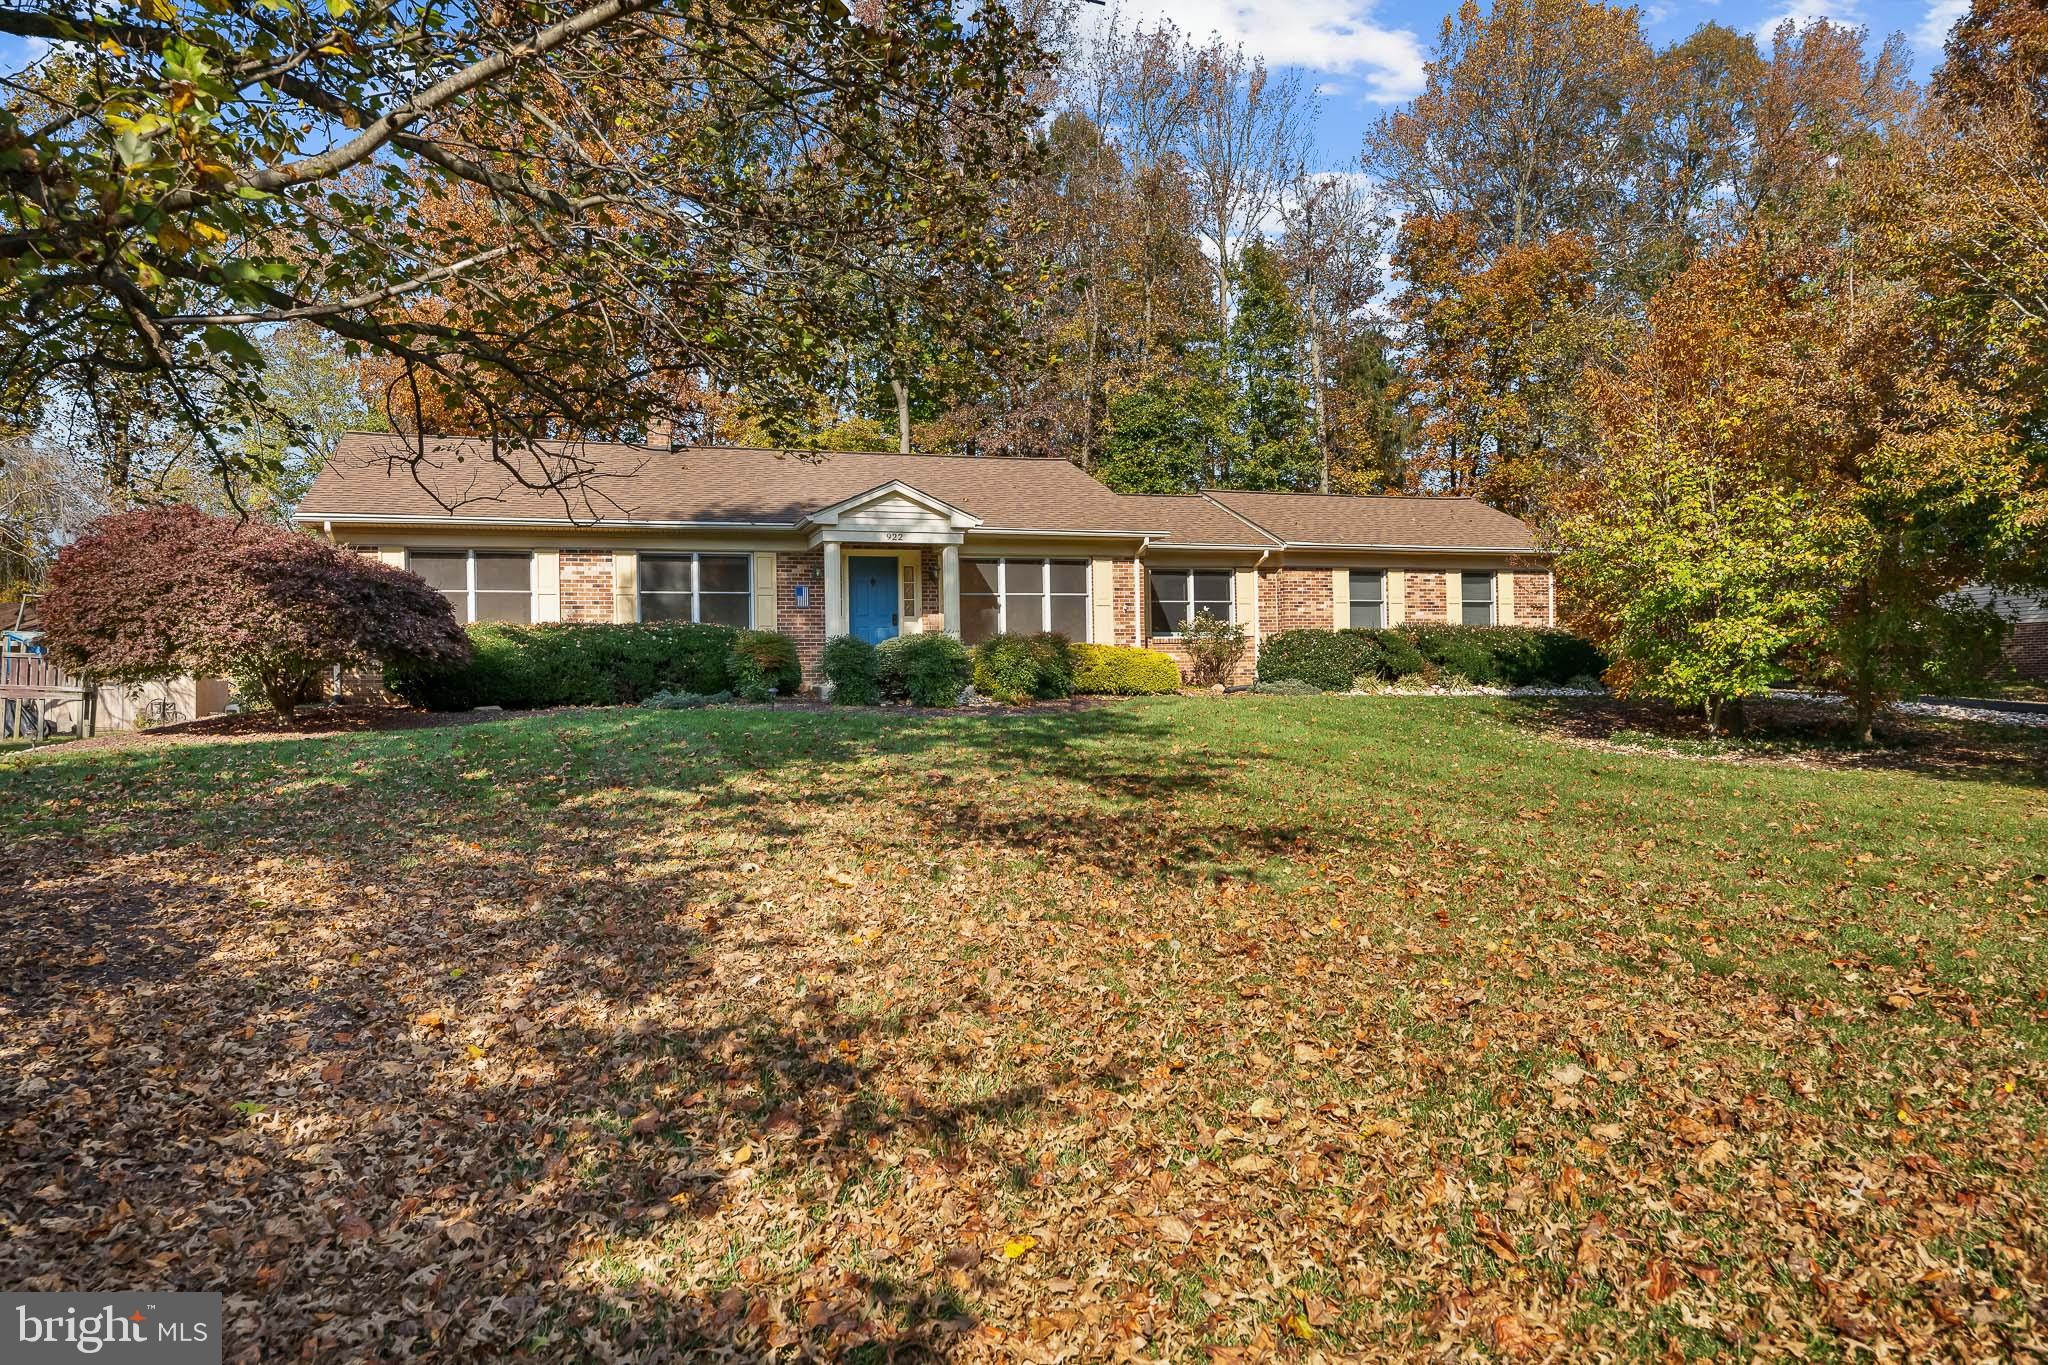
[1404,571,1448,623]
[2006,621,2048,680]
[1510,570,1552,626]
[1259,567,1335,636]
[778,548,826,683]
[917,550,944,633]
[1112,560,1139,647]
[560,551,613,623]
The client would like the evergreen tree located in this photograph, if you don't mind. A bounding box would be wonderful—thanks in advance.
[1097,362,1234,493]
[1327,334,1409,493]
[1224,243,1319,489]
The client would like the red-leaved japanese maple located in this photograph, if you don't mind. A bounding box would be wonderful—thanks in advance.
[41,507,469,718]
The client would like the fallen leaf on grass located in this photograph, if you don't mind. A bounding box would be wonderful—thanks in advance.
[1001,1235,1037,1260]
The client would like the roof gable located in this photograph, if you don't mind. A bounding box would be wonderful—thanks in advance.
[801,481,981,530]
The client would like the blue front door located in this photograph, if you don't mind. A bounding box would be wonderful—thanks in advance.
[848,556,899,645]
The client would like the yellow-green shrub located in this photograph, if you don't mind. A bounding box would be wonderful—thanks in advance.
[1070,643,1179,695]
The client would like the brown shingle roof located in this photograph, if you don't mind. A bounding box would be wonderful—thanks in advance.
[1206,490,1539,551]
[297,434,1167,534]
[295,434,1546,552]
[1114,495,1280,548]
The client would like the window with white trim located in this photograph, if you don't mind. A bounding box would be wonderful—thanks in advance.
[409,550,533,624]
[1460,571,1496,626]
[960,559,1089,644]
[639,553,752,626]
[1348,570,1386,629]
[1147,568,1233,636]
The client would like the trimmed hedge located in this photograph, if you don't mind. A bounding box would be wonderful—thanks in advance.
[1255,625,1605,691]
[822,635,881,705]
[877,633,973,707]
[1396,625,1605,686]
[1070,643,1179,695]
[973,632,1076,703]
[1256,630,1379,691]
[387,622,804,710]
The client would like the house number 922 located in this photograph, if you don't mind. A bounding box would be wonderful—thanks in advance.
[883,531,904,541]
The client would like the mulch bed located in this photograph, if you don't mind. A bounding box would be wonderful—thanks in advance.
[1503,694,2048,783]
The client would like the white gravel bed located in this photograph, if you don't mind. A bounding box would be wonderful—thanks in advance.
[1773,689,2048,729]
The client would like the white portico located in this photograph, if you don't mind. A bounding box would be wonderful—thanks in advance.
[799,481,981,644]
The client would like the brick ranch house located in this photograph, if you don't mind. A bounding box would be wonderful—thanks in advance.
[295,434,1557,687]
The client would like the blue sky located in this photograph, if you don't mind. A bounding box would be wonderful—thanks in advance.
[0,0,1966,172]
[1095,0,1966,168]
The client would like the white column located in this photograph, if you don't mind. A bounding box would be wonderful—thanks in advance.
[823,541,845,639]
[941,543,961,636]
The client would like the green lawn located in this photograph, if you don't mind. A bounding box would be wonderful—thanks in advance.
[2,697,2043,1360]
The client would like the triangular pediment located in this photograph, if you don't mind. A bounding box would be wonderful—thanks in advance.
[801,480,982,530]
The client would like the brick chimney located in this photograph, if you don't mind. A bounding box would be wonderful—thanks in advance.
[646,417,675,450]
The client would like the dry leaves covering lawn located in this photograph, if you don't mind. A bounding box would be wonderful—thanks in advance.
[2,696,2044,1361]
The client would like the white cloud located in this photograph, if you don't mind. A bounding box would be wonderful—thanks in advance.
[1752,0,1863,37]
[1912,0,1968,54]
[1091,1,1427,102]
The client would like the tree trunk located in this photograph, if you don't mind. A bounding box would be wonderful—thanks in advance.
[1704,696,1724,737]
[892,378,912,455]
[1306,278,1328,494]
[262,671,299,722]
[1082,299,1100,471]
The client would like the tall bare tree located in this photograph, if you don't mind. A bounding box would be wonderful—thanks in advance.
[1183,39,1311,336]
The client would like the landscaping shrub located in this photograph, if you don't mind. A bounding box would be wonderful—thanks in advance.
[726,629,802,700]
[1070,643,1179,695]
[973,632,1075,703]
[1254,625,1605,690]
[41,506,468,718]
[1426,633,1501,685]
[387,622,740,710]
[1373,630,1426,678]
[1257,630,1378,691]
[641,689,733,709]
[822,636,881,705]
[1394,625,1605,686]
[1250,678,1321,696]
[1182,613,1249,687]
[877,633,972,706]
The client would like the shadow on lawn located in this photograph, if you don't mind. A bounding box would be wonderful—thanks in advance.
[1499,694,2048,788]
[0,702,1251,1358]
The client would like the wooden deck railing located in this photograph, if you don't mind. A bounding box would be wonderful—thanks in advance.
[0,651,85,698]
